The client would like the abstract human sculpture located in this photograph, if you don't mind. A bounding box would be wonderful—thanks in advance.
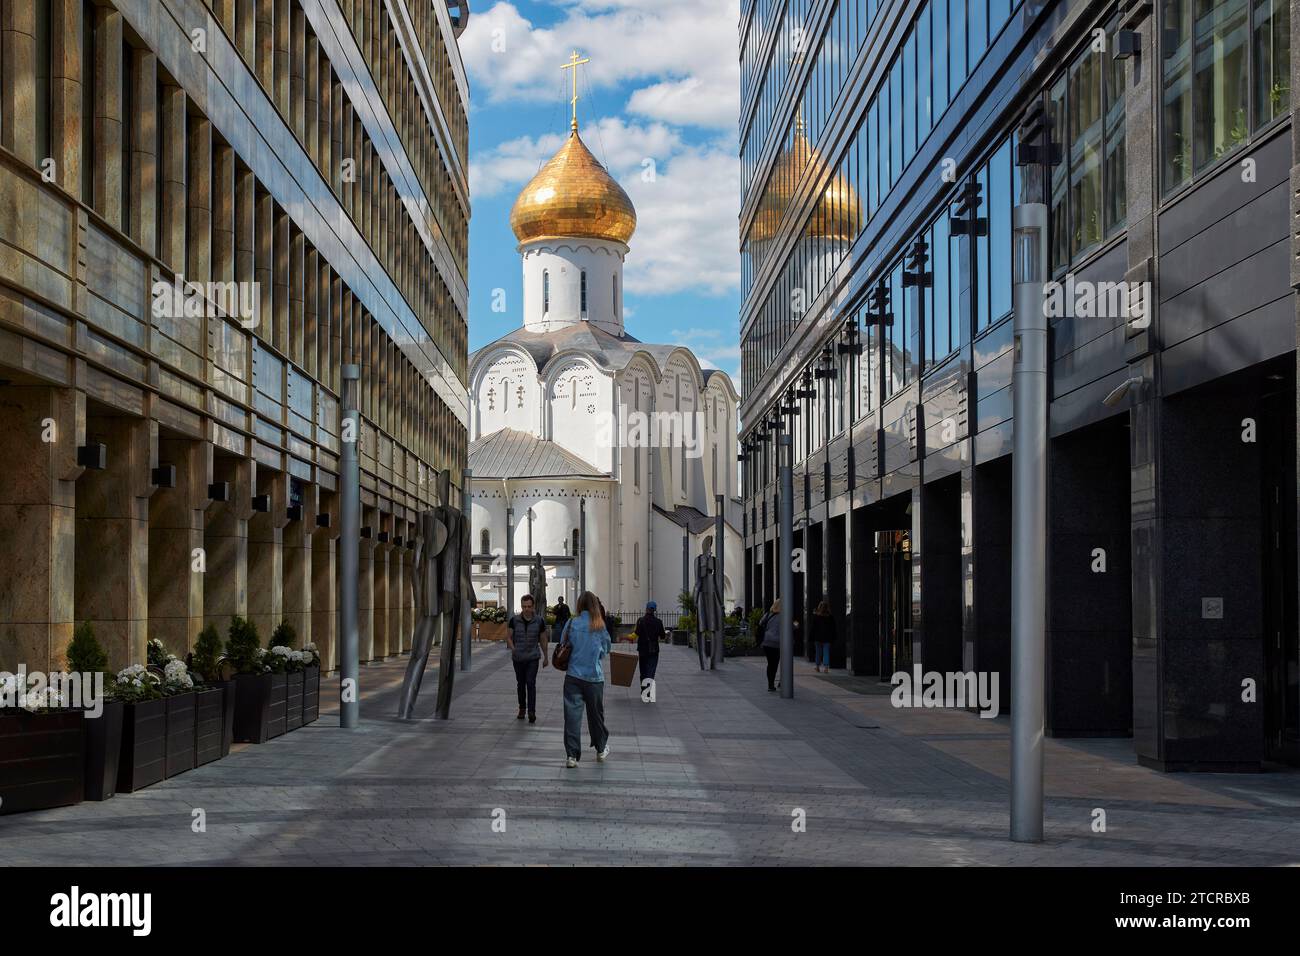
[528,552,547,609]
[693,535,723,670]
[398,471,472,719]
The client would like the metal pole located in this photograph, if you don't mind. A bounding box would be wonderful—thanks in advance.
[578,498,587,596]
[713,492,725,668]
[506,505,515,617]
[461,468,472,672]
[1010,196,1048,843]
[339,364,361,729]
[682,531,689,601]
[779,433,794,698]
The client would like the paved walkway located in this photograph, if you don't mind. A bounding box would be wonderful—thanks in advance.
[4,644,1300,865]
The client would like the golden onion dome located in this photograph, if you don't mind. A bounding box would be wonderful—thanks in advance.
[807,165,862,242]
[749,132,819,244]
[510,128,637,245]
[747,122,860,246]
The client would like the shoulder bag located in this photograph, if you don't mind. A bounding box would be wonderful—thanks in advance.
[553,619,573,671]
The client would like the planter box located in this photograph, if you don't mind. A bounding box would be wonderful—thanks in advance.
[194,687,224,767]
[118,698,166,793]
[232,673,272,744]
[302,666,320,725]
[671,630,689,646]
[475,621,508,641]
[164,694,197,778]
[217,680,236,757]
[0,710,85,814]
[285,671,304,732]
[266,673,288,739]
[232,673,288,742]
[84,699,124,801]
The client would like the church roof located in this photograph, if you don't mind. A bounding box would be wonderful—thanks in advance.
[470,322,710,381]
[469,428,610,480]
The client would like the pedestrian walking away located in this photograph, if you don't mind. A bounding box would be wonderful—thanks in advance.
[812,600,836,673]
[634,600,666,702]
[553,596,571,631]
[560,590,612,767]
[760,599,783,692]
[505,593,549,722]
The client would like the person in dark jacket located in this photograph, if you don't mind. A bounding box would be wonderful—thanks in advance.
[506,594,549,722]
[812,600,836,673]
[759,599,783,691]
[634,601,666,700]
[553,597,571,631]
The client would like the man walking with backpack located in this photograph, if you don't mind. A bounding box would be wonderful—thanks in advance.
[506,593,549,723]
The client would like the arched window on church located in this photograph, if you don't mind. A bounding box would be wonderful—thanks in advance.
[580,270,587,316]
[480,529,491,572]
[543,270,550,314]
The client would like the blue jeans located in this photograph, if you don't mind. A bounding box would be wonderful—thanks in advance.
[816,643,831,667]
[563,675,608,760]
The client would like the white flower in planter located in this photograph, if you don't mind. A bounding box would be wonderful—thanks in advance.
[163,658,194,691]
[20,686,65,711]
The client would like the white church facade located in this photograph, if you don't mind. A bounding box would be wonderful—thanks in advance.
[468,113,741,618]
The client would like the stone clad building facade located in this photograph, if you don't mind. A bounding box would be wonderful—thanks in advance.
[0,0,470,675]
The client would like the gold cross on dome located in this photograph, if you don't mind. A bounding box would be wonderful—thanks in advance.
[561,50,590,131]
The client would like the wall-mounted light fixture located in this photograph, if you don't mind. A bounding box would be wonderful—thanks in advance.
[1113,30,1140,59]
[1102,375,1145,408]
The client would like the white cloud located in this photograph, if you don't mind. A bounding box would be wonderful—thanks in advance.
[461,1,740,132]
[663,327,741,380]
[621,142,740,296]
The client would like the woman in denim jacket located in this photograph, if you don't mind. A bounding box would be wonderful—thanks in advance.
[559,591,612,768]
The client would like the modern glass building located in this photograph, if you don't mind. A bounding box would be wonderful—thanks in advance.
[0,0,470,675]
[739,0,1297,769]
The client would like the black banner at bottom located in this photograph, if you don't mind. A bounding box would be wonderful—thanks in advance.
[1,866,1292,940]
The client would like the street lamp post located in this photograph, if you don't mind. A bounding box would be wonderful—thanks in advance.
[1010,106,1054,843]
[778,428,794,699]
[506,503,515,617]
[339,364,361,729]
[713,492,725,669]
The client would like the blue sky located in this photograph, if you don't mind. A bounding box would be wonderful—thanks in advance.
[460,0,742,386]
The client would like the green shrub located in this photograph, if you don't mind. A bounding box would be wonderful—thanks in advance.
[66,622,108,674]
[191,624,223,683]
[225,616,262,675]
[146,637,168,666]
[270,621,296,649]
